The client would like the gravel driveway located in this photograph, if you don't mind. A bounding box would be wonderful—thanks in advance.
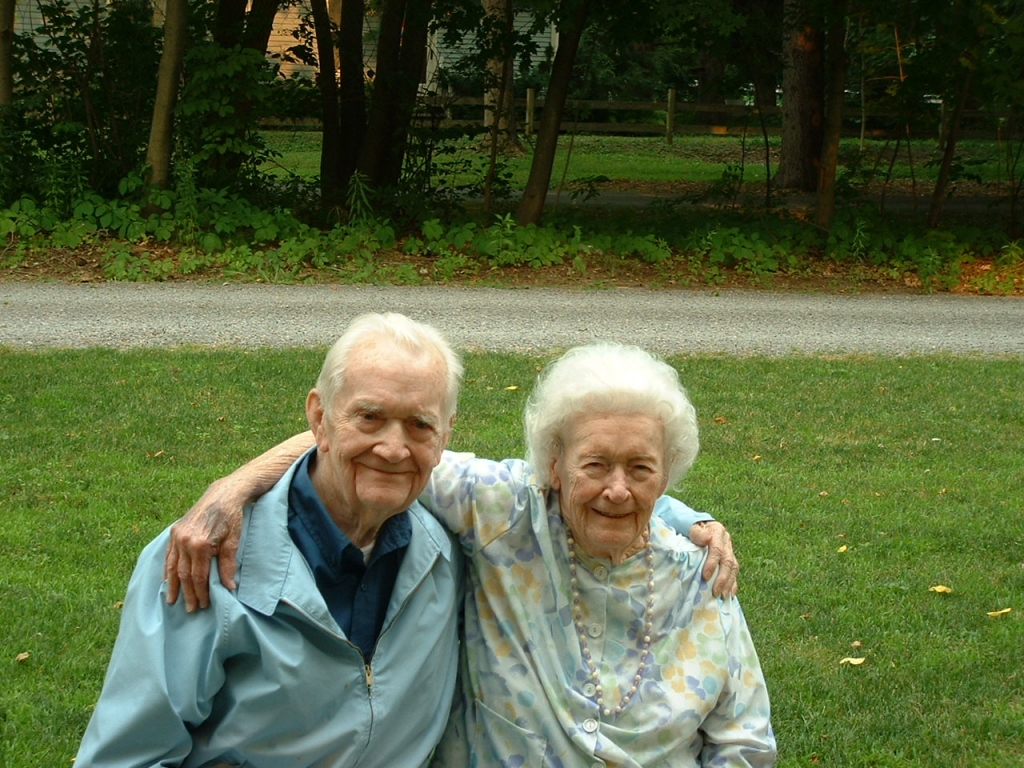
[2,282,1022,356]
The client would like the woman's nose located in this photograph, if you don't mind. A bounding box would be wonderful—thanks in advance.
[602,468,630,503]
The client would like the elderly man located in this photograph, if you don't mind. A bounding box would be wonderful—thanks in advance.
[76,313,465,766]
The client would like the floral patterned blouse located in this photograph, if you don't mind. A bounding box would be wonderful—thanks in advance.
[424,453,776,768]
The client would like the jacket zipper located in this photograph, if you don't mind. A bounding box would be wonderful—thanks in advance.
[280,598,371,696]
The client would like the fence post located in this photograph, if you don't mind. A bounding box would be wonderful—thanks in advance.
[666,88,676,144]
[526,88,535,137]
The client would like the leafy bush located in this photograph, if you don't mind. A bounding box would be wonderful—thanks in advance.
[4,0,161,204]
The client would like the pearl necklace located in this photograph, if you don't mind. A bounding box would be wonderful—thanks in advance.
[567,531,655,718]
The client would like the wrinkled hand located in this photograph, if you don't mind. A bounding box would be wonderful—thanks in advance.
[163,477,246,612]
[688,521,739,598]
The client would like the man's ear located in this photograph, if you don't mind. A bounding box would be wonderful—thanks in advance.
[306,390,328,450]
[436,414,456,456]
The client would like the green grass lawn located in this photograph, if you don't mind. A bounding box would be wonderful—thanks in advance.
[1,349,1022,766]
[261,131,1005,189]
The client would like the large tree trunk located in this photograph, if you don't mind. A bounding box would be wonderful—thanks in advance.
[814,3,848,229]
[775,0,823,191]
[240,0,280,55]
[928,63,975,228]
[377,0,431,186]
[337,0,367,184]
[144,0,188,190]
[356,0,408,185]
[515,0,591,226]
[0,0,15,106]
[310,0,344,210]
[213,0,248,48]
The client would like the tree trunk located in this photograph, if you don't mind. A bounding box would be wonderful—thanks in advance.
[213,0,248,49]
[775,0,823,191]
[814,3,848,229]
[481,0,519,150]
[356,0,408,185]
[337,0,366,184]
[695,46,727,125]
[0,0,15,106]
[927,63,975,228]
[240,0,280,55]
[144,0,188,190]
[377,0,432,186]
[310,0,344,210]
[515,0,591,226]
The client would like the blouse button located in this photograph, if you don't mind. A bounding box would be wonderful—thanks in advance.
[587,623,602,638]
[583,718,599,733]
[593,565,608,580]
[582,682,597,697]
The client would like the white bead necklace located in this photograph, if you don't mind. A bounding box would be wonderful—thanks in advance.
[567,530,655,718]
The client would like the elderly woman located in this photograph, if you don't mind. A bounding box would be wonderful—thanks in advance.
[168,343,773,766]
[425,343,774,766]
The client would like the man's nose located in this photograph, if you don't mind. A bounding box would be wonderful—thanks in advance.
[374,421,411,462]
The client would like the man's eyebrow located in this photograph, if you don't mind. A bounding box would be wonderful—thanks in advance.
[411,413,440,428]
[351,401,385,415]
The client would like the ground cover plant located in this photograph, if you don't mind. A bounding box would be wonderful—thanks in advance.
[3,134,1024,294]
[0,348,1021,766]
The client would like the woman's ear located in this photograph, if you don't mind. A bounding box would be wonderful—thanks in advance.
[549,454,562,491]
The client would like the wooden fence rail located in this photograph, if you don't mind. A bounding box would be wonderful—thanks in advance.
[417,89,1008,143]
[266,89,1012,143]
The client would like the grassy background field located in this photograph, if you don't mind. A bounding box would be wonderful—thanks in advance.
[1,348,1022,766]
[261,132,1005,189]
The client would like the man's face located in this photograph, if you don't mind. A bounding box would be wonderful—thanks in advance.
[307,339,451,541]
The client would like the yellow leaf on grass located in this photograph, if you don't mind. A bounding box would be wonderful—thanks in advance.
[840,657,866,665]
[837,545,848,553]
[987,607,1012,617]
[504,386,518,391]
[929,585,953,594]
[16,652,30,662]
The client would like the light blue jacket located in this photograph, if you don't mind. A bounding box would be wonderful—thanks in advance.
[76,453,463,767]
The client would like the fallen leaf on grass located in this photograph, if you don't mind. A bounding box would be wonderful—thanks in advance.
[504,385,518,391]
[929,585,953,594]
[987,608,1012,617]
[837,545,848,553]
[16,652,30,662]
[839,657,866,665]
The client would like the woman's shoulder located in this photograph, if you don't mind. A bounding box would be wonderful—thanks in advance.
[650,516,703,554]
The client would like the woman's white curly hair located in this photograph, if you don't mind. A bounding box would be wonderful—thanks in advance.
[524,343,699,489]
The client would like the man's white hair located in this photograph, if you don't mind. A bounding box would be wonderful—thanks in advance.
[316,312,463,424]
[524,343,699,489]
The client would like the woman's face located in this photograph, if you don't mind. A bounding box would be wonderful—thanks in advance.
[551,412,669,564]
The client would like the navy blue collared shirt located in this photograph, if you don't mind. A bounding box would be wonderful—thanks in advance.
[287,451,411,660]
